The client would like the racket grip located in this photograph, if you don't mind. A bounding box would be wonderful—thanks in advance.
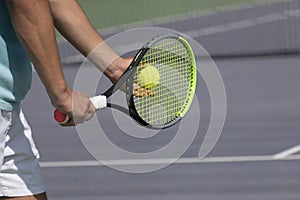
[54,95,107,124]
[90,95,107,110]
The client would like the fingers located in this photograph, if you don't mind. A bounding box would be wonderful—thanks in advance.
[59,103,96,126]
[60,107,95,127]
[55,90,97,127]
[132,83,155,97]
[84,102,97,121]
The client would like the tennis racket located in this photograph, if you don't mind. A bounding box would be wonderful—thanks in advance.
[54,33,197,129]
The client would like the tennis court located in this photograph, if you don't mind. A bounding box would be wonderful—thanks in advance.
[22,0,300,199]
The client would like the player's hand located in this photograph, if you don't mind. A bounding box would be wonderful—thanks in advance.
[132,83,154,97]
[53,89,96,126]
[108,57,155,97]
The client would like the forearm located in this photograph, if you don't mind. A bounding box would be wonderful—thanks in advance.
[49,0,123,81]
[6,0,69,106]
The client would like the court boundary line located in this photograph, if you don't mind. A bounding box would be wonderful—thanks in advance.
[40,154,300,168]
[87,0,293,37]
[185,9,300,38]
[59,0,299,64]
[58,1,249,44]
[57,0,292,44]
[273,144,300,159]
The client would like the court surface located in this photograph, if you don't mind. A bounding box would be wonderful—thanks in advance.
[22,1,300,199]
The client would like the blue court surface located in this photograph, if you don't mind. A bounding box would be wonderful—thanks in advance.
[22,1,300,199]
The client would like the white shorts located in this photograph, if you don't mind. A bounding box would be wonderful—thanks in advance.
[0,107,46,197]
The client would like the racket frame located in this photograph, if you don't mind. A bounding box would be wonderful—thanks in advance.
[126,34,197,129]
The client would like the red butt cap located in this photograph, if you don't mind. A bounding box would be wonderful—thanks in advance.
[54,109,69,124]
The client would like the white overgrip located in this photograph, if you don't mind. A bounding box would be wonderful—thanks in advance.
[90,95,107,110]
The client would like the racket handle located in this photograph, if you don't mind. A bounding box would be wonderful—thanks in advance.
[54,95,107,124]
[90,95,107,110]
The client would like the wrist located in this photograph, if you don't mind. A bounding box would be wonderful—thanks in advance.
[48,83,72,109]
[105,57,132,83]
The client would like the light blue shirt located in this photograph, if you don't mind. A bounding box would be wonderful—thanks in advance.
[0,1,33,111]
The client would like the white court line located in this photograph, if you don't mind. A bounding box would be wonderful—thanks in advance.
[86,0,296,37]
[58,0,285,44]
[62,8,300,64]
[273,144,300,159]
[185,9,300,38]
[40,154,300,168]
[61,4,300,64]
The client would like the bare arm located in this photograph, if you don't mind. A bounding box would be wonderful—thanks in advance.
[6,0,94,125]
[49,0,130,82]
[6,0,67,104]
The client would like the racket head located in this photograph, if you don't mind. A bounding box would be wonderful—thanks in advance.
[126,34,197,129]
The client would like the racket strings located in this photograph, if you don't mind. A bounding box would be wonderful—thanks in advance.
[133,38,194,126]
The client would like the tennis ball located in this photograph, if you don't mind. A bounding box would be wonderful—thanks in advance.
[137,64,160,89]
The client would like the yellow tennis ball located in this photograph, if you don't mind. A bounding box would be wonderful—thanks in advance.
[137,64,160,89]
